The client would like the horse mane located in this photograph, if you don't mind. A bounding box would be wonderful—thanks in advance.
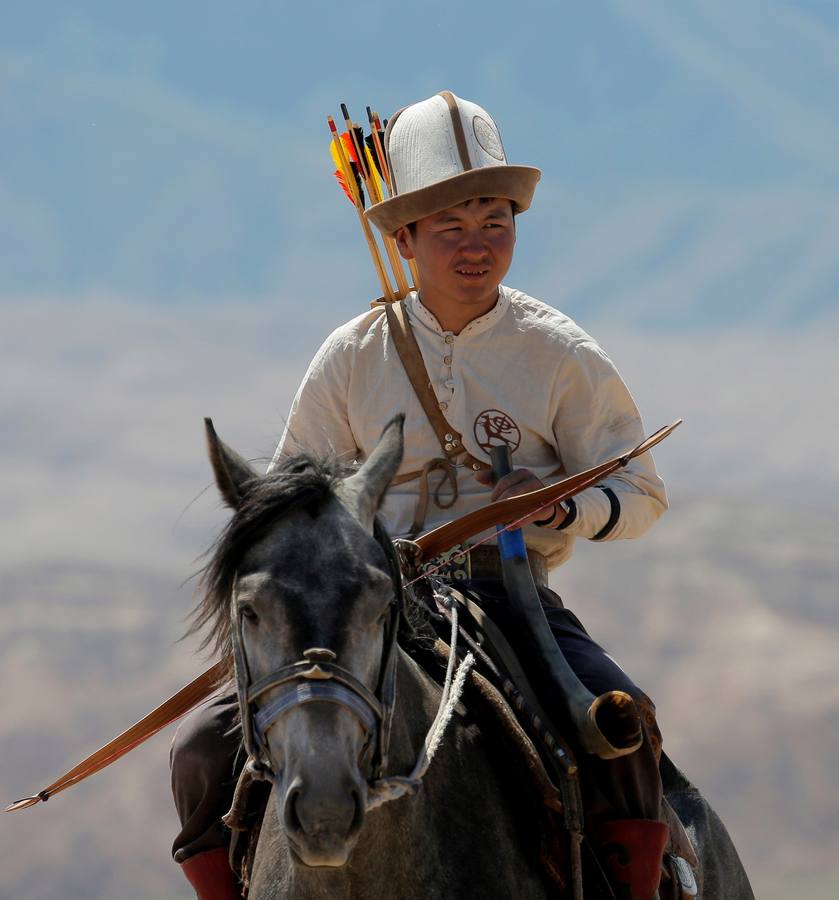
[188,453,347,665]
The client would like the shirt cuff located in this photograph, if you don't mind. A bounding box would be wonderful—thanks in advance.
[534,498,577,530]
[591,487,621,540]
[559,485,615,540]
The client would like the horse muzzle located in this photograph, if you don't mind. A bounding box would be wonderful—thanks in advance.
[281,772,366,867]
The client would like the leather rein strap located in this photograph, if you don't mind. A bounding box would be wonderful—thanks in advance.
[6,419,681,813]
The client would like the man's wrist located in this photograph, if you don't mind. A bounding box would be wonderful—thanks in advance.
[534,499,576,530]
[533,504,559,527]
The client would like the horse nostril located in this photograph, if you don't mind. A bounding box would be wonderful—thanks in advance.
[349,786,365,835]
[284,783,304,834]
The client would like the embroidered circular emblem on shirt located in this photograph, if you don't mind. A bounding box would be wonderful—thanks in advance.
[472,115,505,161]
[473,409,521,454]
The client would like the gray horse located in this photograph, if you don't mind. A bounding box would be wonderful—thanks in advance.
[196,416,754,899]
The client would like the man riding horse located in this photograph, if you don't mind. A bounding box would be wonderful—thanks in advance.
[171,92,675,899]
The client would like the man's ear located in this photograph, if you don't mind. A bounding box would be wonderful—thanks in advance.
[394,226,415,260]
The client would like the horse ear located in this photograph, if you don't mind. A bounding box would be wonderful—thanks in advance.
[341,415,404,530]
[204,418,259,509]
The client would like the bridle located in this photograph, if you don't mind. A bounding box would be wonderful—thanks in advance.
[230,520,404,789]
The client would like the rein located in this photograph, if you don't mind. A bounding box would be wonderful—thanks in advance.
[365,586,474,810]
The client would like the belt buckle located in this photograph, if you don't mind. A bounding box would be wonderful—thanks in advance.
[419,543,471,582]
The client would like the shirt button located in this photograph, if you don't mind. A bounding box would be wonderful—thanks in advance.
[443,355,452,365]
[439,401,448,411]
[444,334,454,344]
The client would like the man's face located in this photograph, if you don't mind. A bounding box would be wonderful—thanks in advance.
[395,198,515,320]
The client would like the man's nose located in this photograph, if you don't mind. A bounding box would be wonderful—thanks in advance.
[459,228,489,255]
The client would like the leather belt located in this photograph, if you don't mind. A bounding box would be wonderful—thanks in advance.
[419,544,549,588]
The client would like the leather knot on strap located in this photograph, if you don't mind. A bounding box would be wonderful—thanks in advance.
[410,457,459,537]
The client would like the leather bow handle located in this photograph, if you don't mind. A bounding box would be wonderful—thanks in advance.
[415,420,682,561]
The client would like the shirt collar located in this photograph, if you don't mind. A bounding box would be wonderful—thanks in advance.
[406,286,511,339]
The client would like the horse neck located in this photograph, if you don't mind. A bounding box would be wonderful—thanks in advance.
[365,647,547,894]
[386,647,450,772]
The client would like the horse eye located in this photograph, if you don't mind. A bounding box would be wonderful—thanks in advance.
[240,603,259,624]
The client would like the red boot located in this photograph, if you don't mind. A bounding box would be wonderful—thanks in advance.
[593,819,668,900]
[180,847,241,899]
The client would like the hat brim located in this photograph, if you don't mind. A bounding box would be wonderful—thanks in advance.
[365,165,541,235]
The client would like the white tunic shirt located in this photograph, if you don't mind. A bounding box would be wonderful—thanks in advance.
[271,286,667,570]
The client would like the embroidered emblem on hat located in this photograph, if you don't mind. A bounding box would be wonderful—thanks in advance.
[474,409,521,454]
[472,115,505,161]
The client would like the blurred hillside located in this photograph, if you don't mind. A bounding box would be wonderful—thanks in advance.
[1,302,837,898]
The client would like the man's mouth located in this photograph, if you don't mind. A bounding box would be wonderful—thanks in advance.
[455,267,490,279]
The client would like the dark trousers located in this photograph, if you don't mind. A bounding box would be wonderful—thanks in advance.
[169,583,663,860]
[464,580,663,828]
[170,690,242,863]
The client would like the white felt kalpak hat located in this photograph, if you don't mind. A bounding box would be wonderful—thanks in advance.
[365,91,541,236]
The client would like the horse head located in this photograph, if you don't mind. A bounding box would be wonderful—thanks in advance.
[200,416,404,868]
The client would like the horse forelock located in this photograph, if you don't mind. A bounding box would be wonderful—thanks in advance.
[188,453,348,665]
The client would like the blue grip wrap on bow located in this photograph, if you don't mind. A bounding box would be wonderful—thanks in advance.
[496,523,528,561]
[489,445,528,561]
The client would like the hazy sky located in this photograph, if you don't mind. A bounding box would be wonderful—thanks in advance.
[2,1,838,571]
[2,0,838,328]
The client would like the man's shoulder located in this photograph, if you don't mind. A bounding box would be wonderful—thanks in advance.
[503,286,598,350]
[317,306,387,354]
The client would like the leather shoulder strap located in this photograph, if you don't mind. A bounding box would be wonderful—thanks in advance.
[384,300,488,472]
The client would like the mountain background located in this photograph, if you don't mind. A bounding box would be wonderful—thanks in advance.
[2,3,838,898]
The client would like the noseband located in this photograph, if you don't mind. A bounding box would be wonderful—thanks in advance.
[231,521,403,786]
